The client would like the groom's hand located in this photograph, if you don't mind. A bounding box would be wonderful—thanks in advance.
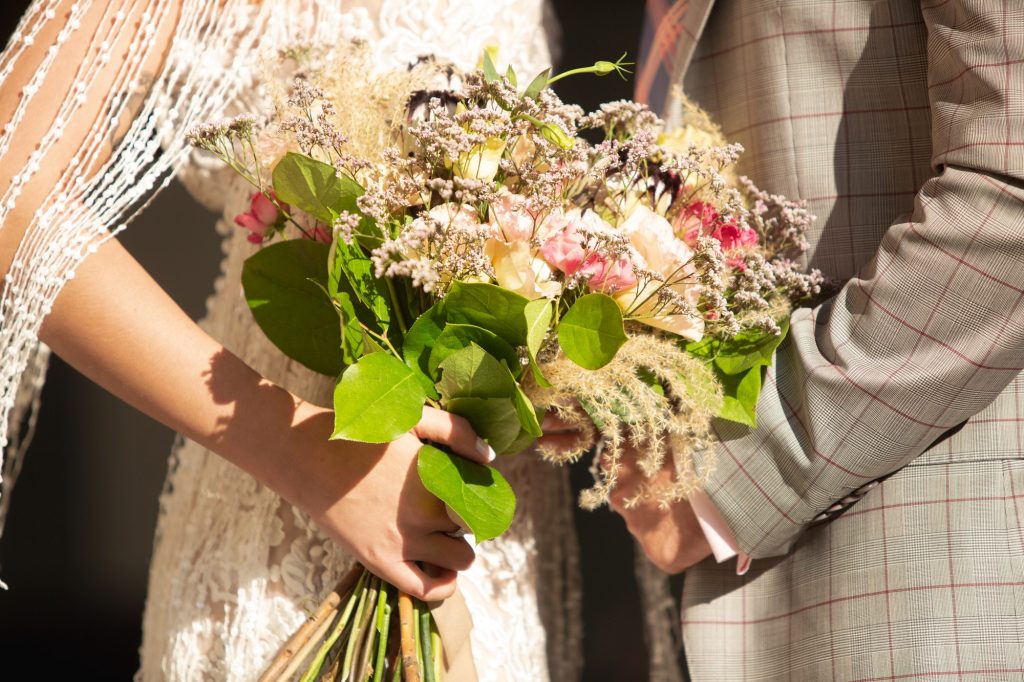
[607,446,712,574]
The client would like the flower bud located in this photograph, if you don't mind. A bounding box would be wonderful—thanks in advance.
[539,123,574,150]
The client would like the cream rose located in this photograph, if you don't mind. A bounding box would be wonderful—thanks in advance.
[614,205,704,341]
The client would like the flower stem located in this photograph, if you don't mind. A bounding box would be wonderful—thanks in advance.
[398,592,420,682]
[419,606,436,682]
[341,576,377,680]
[372,587,393,682]
[298,568,369,682]
[385,277,409,334]
[259,564,362,682]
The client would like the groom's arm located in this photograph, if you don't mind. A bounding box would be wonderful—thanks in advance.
[696,0,1024,560]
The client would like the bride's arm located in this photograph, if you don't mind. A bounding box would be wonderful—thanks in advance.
[39,237,485,601]
[1,0,486,601]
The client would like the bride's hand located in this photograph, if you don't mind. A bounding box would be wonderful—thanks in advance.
[278,403,492,602]
[38,238,491,603]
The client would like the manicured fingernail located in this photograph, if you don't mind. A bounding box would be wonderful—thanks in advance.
[476,438,497,462]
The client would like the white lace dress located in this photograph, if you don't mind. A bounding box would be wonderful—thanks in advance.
[137,2,582,680]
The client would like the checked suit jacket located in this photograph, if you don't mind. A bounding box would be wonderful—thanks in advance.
[639,1,1024,680]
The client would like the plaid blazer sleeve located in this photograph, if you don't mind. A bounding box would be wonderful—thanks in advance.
[700,0,1024,559]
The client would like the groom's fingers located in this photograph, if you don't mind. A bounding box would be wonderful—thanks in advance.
[414,407,496,464]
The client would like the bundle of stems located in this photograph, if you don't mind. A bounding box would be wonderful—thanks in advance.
[260,564,443,682]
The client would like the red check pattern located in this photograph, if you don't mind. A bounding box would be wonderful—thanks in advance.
[638,0,1024,679]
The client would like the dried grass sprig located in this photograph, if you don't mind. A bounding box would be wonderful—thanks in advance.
[527,333,722,510]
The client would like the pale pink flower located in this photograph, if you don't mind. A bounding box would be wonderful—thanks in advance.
[484,238,561,299]
[488,190,538,242]
[578,254,637,294]
[539,213,587,275]
[235,191,286,244]
[615,205,704,341]
[539,209,636,295]
[485,193,561,299]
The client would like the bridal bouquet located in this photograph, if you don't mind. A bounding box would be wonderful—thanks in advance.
[189,44,821,681]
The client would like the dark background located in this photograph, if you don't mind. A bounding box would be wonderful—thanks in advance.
[0,2,667,679]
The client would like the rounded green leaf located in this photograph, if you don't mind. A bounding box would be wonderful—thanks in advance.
[713,317,791,376]
[273,152,363,225]
[436,343,517,400]
[417,444,516,542]
[445,281,530,347]
[511,384,542,438]
[557,293,628,370]
[428,324,519,378]
[331,352,427,443]
[444,396,522,454]
[242,240,343,376]
[716,364,763,428]
[403,302,448,380]
[523,298,553,358]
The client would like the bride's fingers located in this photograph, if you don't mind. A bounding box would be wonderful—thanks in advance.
[387,560,458,602]
[414,407,496,464]
[413,534,476,572]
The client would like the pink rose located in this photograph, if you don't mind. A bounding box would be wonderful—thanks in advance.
[711,221,758,250]
[678,201,720,245]
[235,191,287,244]
[579,254,637,294]
[678,201,758,253]
[539,213,588,275]
[540,210,637,294]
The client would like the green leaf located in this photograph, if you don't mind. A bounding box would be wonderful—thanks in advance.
[417,444,516,542]
[557,293,628,370]
[331,352,427,442]
[429,324,519,378]
[505,64,517,87]
[637,366,665,397]
[436,343,516,400]
[717,364,762,428]
[242,240,343,376]
[524,67,551,98]
[403,302,448,393]
[326,246,380,365]
[332,241,391,329]
[482,50,500,83]
[529,355,552,388]
[444,397,521,454]
[684,336,717,361]
[523,298,553,386]
[714,317,790,375]
[502,428,539,456]
[272,152,361,225]
[445,282,530,347]
[523,298,553,358]
[511,384,542,438]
